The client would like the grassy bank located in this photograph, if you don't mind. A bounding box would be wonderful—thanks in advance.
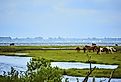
[0,46,121,78]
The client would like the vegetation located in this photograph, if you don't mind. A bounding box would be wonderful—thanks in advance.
[0,46,121,78]
[0,58,63,82]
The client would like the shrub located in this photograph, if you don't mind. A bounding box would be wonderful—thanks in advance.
[0,58,63,82]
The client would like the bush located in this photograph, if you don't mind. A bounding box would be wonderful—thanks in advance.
[0,58,63,82]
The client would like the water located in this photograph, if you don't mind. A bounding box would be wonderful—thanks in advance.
[0,56,118,74]
[0,42,121,46]
[51,62,118,69]
[62,75,121,82]
[0,56,31,74]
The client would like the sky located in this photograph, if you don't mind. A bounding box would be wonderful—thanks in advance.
[0,0,121,38]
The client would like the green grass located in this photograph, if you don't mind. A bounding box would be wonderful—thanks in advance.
[0,46,121,78]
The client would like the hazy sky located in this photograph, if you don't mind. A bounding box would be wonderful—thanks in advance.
[0,0,121,38]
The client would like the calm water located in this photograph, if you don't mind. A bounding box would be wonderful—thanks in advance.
[0,42,121,46]
[0,56,31,74]
[51,62,118,69]
[0,56,118,74]
[62,75,121,82]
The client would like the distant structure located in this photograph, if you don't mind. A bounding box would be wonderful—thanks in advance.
[10,43,15,46]
[0,37,12,41]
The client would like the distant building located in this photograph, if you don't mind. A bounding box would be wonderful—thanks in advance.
[10,43,15,46]
[0,37,12,41]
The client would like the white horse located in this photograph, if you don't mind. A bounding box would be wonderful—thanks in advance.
[106,47,117,53]
[97,47,116,54]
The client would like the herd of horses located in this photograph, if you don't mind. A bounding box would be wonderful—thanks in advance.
[9,43,117,54]
[76,43,117,54]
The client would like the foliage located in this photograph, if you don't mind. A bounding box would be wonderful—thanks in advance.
[0,58,63,82]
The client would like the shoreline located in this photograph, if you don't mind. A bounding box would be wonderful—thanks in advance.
[0,42,121,46]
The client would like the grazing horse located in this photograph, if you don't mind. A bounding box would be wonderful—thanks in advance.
[97,46,117,54]
[75,47,81,52]
[106,47,117,53]
[102,47,109,54]
[83,45,97,53]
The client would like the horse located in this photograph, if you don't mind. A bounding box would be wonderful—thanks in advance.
[75,47,81,52]
[97,47,102,54]
[83,45,97,53]
[92,43,96,46]
[106,47,117,53]
[97,46,116,54]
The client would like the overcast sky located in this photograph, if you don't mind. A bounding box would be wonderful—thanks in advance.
[0,0,121,38]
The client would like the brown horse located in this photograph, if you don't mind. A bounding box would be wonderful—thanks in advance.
[75,47,81,52]
[83,45,97,53]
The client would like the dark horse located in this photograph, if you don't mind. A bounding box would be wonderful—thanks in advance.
[75,47,81,52]
[83,45,97,53]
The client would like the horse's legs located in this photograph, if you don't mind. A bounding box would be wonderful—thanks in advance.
[89,49,91,52]
[93,48,95,52]
[97,50,99,54]
[84,49,86,53]
[106,50,109,54]
[83,47,86,53]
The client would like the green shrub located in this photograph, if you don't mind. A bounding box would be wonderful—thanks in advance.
[0,58,63,82]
